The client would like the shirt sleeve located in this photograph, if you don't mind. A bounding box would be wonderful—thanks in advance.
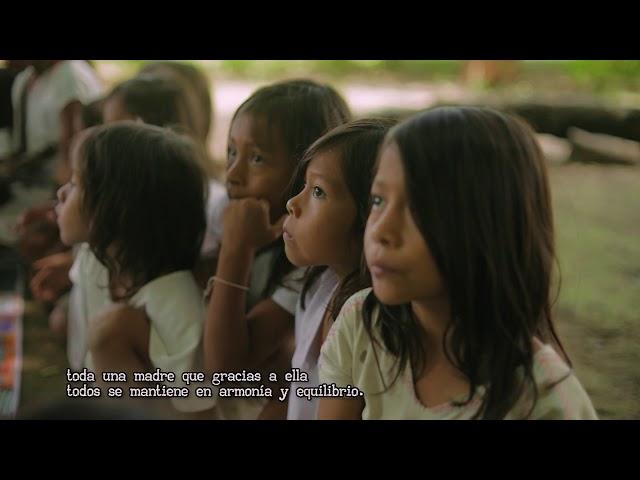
[318,291,364,388]
[270,267,305,315]
[530,374,599,420]
[51,61,104,113]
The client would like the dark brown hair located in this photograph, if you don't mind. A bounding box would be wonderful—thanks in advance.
[231,79,352,299]
[292,118,396,320]
[363,106,569,419]
[77,122,207,300]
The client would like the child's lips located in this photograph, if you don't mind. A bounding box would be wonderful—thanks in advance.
[282,218,294,242]
[369,261,400,278]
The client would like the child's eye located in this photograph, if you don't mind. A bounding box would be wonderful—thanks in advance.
[226,147,237,166]
[370,194,384,209]
[312,186,326,199]
[250,154,265,165]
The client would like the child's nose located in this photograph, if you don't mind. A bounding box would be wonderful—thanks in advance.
[286,195,301,217]
[226,158,246,187]
[369,212,400,249]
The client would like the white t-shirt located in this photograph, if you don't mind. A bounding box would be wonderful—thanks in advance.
[67,243,109,370]
[287,268,339,420]
[127,268,215,413]
[319,288,598,420]
[200,180,228,258]
[249,247,305,315]
[68,243,215,413]
[11,61,104,155]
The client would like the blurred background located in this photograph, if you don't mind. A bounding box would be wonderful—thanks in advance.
[2,60,639,419]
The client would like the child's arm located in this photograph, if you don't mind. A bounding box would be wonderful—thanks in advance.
[88,304,192,419]
[88,304,152,381]
[30,251,74,303]
[204,241,292,373]
[204,198,289,374]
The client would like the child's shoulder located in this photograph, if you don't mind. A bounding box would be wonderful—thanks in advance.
[532,343,572,386]
[71,243,106,282]
[53,60,95,82]
[515,344,598,420]
[346,287,373,305]
[341,287,373,317]
[50,61,103,100]
[131,270,203,318]
[135,270,200,299]
[300,268,339,306]
[326,287,374,341]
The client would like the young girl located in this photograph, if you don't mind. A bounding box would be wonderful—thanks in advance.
[102,73,220,181]
[139,61,214,149]
[283,118,395,420]
[33,74,225,342]
[24,73,208,290]
[203,79,351,419]
[23,99,106,338]
[56,122,215,418]
[318,106,598,420]
[102,75,190,131]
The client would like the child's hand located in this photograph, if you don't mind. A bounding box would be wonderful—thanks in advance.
[15,202,57,233]
[15,202,62,263]
[222,198,285,252]
[30,251,74,303]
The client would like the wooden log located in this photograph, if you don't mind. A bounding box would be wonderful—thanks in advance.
[368,103,640,145]
[505,104,640,142]
[536,134,572,165]
[567,127,640,166]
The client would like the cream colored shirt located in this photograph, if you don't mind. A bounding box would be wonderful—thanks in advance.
[319,288,598,420]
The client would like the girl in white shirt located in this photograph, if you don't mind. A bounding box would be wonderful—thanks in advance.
[283,118,394,419]
[318,107,597,420]
[56,122,214,417]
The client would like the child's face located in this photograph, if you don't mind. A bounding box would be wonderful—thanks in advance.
[226,112,294,222]
[103,94,137,124]
[55,138,90,246]
[283,151,359,276]
[365,142,445,305]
